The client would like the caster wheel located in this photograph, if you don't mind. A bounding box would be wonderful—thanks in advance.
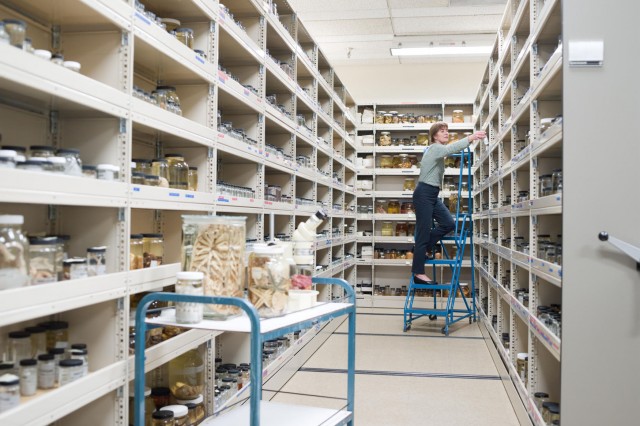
[469,318,473,323]
[429,315,437,321]
[404,325,411,332]
[441,327,446,334]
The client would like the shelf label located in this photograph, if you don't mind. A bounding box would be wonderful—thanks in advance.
[133,186,141,192]
[217,197,229,203]
[135,11,152,26]
[169,192,179,197]
[185,194,195,199]
[195,55,205,65]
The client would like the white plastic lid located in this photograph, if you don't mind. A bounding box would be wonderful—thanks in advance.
[97,164,119,171]
[27,157,50,163]
[453,109,463,113]
[252,243,284,254]
[540,118,554,124]
[0,215,24,225]
[34,49,52,60]
[160,405,188,417]
[0,150,17,158]
[160,18,181,26]
[176,271,204,281]
[63,61,81,71]
[176,394,203,404]
[48,156,66,164]
[517,353,528,360]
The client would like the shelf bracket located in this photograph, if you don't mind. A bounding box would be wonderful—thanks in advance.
[598,232,640,270]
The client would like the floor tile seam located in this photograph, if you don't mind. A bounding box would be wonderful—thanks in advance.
[298,366,503,381]
[262,389,349,403]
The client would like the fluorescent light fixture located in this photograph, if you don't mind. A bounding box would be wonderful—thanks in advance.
[390,46,492,56]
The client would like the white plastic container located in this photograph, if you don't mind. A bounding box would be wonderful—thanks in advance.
[287,290,319,312]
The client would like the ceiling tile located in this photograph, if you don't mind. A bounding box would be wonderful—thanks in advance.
[301,19,393,36]
[392,15,503,35]
[391,5,507,17]
[287,0,388,12]
[293,9,390,21]
[387,0,450,8]
[450,0,508,6]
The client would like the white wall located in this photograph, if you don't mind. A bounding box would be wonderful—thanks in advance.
[333,61,487,105]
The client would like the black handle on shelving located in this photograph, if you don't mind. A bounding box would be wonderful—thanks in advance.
[598,231,640,270]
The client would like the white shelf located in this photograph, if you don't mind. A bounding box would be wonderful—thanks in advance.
[129,263,181,295]
[373,168,419,176]
[201,400,352,426]
[147,302,353,334]
[217,10,265,63]
[130,186,216,211]
[529,314,561,361]
[217,71,265,113]
[530,257,562,287]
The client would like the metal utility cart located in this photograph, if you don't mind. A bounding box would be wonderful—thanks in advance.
[403,148,476,335]
[133,277,356,426]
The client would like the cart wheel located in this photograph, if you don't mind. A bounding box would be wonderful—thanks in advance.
[469,318,473,323]
[429,315,437,321]
[404,325,411,332]
[441,327,446,334]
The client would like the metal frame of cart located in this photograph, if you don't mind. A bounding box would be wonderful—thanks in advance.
[403,148,477,335]
[133,277,356,426]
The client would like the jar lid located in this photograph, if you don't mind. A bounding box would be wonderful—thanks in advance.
[516,353,528,360]
[34,49,52,60]
[142,233,163,238]
[63,61,81,71]
[132,158,151,164]
[389,111,398,114]
[156,86,177,91]
[151,387,171,396]
[25,326,46,334]
[188,166,198,170]
[144,175,159,180]
[160,405,188,417]
[184,403,197,409]
[0,214,24,225]
[30,145,56,151]
[164,153,184,158]
[49,156,66,164]
[0,364,14,370]
[44,321,69,330]
[227,369,240,374]
[534,392,549,398]
[542,402,560,413]
[59,359,83,367]
[29,236,60,245]
[20,359,37,366]
[132,172,145,177]
[380,131,390,135]
[152,410,174,420]
[160,18,181,26]
[151,158,167,163]
[221,377,234,382]
[2,145,26,153]
[130,234,144,239]
[215,367,227,373]
[38,354,54,361]
[8,331,30,339]
[176,271,204,281]
[176,394,203,404]
[0,149,17,158]
[377,111,386,114]
[540,174,553,178]
[538,234,551,238]
[175,27,194,33]
[0,374,19,386]
[70,348,88,356]
[252,243,284,254]
[96,164,119,171]
[453,109,463,113]
[48,348,66,355]
[82,165,97,171]
[540,118,554,124]
[57,148,80,155]
[87,246,107,253]
[3,19,26,26]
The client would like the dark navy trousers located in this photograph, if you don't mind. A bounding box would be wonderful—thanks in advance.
[411,182,455,275]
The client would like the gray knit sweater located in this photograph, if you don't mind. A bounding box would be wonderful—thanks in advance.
[418,137,471,188]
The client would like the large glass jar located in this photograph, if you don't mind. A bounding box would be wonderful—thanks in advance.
[175,271,204,324]
[248,244,292,318]
[130,234,144,270]
[449,193,459,213]
[381,222,393,237]
[452,110,464,123]
[379,155,393,168]
[3,19,26,48]
[375,111,386,124]
[165,154,189,190]
[29,236,59,284]
[383,113,392,124]
[188,167,198,191]
[417,133,429,146]
[403,178,416,192]
[398,154,411,168]
[0,215,30,290]
[168,349,204,400]
[142,234,164,268]
[87,246,107,276]
[160,405,188,426]
[391,155,402,168]
[151,410,175,426]
[9,331,31,363]
[387,200,400,214]
[400,202,415,214]
[174,27,194,49]
[375,200,387,214]
[539,174,553,196]
[151,158,169,186]
[181,215,246,319]
[43,320,69,351]
[378,132,391,146]
[395,222,408,237]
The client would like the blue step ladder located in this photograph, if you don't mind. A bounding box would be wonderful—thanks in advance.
[403,148,476,335]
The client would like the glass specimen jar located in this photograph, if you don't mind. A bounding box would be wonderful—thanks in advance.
[181,215,246,319]
[375,111,386,124]
[58,358,83,386]
[56,149,82,176]
[82,165,97,178]
[383,113,392,124]
[0,373,20,412]
[43,321,69,351]
[130,234,144,270]
[403,178,416,191]
[160,405,188,426]
[552,169,563,193]
[381,221,393,237]
[378,132,391,146]
[387,200,400,214]
[165,154,189,190]
[150,387,171,411]
[248,244,292,318]
[151,158,169,183]
[534,392,549,412]
[96,164,119,181]
[63,258,88,281]
[174,27,194,48]
[175,271,204,324]
[29,236,59,284]
[132,172,145,185]
[539,174,553,196]
[395,222,408,237]
[375,200,387,214]
[69,344,89,377]
[417,133,429,146]
[151,410,175,426]
[0,150,17,168]
[168,349,204,400]
[142,234,164,268]
[3,19,26,48]
[29,145,55,158]
[87,246,107,276]
[0,215,30,290]
[144,175,160,186]
[9,331,31,363]
[400,202,415,214]
[452,109,464,123]
[187,166,198,191]
[176,394,205,424]
[399,154,411,168]
[25,326,47,357]
[19,359,37,396]
[37,354,55,390]
[379,155,393,168]
[516,353,528,384]
[0,22,9,45]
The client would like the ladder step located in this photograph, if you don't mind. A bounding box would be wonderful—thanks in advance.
[409,283,453,290]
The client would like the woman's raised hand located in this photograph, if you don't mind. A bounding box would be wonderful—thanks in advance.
[469,130,487,142]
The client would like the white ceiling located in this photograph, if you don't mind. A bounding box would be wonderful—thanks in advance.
[286,0,507,66]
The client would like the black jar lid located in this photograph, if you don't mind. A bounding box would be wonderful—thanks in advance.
[188,166,198,170]
[59,359,83,367]
[130,234,144,239]
[29,145,56,151]
[534,392,549,398]
[63,257,87,265]
[156,86,177,91]
[25,326,46,334]
[221,363,236,370]
[151,387,171,396]
[144,175,159,180]
[132,158,152,164]
[142,233,163,238]
[3,19,26,26]
[501,333,509,339]
[8,331,30,339]
[71,343,87,350]
[82,165,97,171]
[152,158,167,163]
[44,320,69,330]
[221,377,234,383]
[215,367,227,374]
[152,410,174,420]
[540,174,553,178]
[0,363,14,370]
[1,145,26,153]
[542,402,560,413]
[48,348,65,355]
[87,246,107,253]
[29,236,60,245]
[227,369,240,374]
[38,354,54,361]
[184,402,197,410]
[214,357,222,363]
[164,153,184,158]
[57,148,80,155]
[132,172,146,178]
[0,375,19,386]
[20,359,37,366]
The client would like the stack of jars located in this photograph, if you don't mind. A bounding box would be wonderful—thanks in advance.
[537,304,562,338]
[537,234,562,265]
[373,248,413,260]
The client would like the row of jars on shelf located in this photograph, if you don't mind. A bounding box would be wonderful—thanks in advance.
[374,200,416,214]
[358,283,471,298]
[482,233,563,265]
[133,156,197,191]
[134,1,203,53]
[133,84,183,116]
[374,110,447,124]
[218,64,259,97]
[376,131,469,147]
[216,115,259,146]
[0,19,82,72]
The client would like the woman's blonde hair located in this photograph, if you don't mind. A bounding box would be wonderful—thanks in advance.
[429,121,448,144]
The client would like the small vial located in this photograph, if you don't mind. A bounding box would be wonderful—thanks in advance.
[87,246,107,276]
[48,348,65,386]
[37,354,55,389]
[19,359,37,396]
[58,359,83,386]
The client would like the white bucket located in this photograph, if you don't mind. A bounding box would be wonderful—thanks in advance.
[287,289,319,312]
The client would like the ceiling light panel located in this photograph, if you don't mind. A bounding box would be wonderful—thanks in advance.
[390,5,507,18]
[392,15,503,35]
[301,18,393,36]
